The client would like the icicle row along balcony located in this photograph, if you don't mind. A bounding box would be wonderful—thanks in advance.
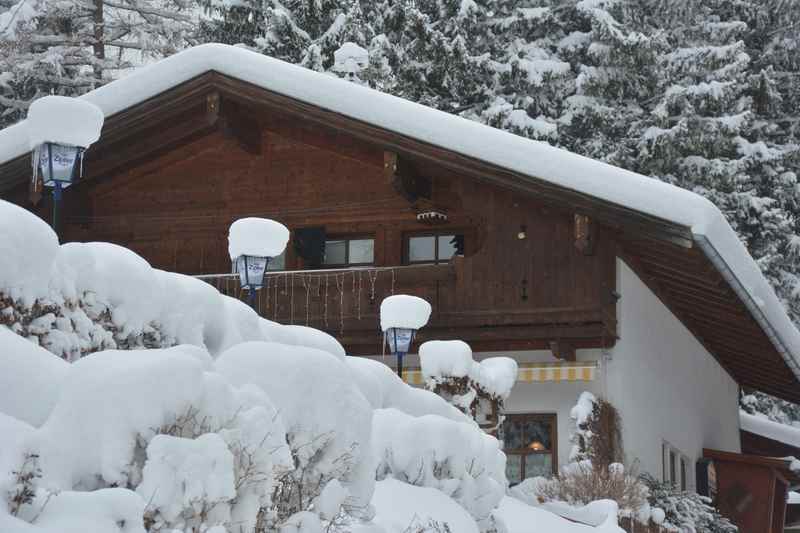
[195,261,613,355]
[196,263,455,349]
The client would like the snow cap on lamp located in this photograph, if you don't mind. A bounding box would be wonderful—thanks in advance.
[27,96,104,150]
[380,294,431,332]
[228,217,290,260]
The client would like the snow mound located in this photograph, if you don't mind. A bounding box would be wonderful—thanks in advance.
[228,217,289,259]
[494,496,622,533]
[0,326,69,426]
[0,200,59,303]
[419,339,518,400]
[346,356,472,423]
[380,294,431,331]
[371,478,479,533]
[32,346,209,489]
[420,340,473,379]
[137,433,236,526]
[216,341,375,508]
[26,95,104,149]
[262,320,346,360]
[371,408,506,529]
[472,357,518,399]
[25,488,146,533]
[55,242,161,337]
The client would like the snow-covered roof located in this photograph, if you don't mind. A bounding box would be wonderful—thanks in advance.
[740,410,800,449]
[0,43,798,383]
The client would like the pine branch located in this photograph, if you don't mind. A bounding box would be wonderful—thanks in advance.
[102,0,193,23]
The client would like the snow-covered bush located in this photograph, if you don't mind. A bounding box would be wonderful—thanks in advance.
[570,392,623,467]
[371,407,506,531]
[216,341,375,522]
[419,340,517,430]
[537,461,650,523]
[346,355,470,423]
[640,474,736,533]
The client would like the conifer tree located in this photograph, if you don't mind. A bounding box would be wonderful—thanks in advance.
[0,0,193,127]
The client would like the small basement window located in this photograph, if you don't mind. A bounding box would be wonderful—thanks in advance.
[406,232,464,264]
[323,237,374,267]
[500,413,557,485]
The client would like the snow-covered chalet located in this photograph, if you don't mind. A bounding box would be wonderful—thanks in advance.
[1,44,798,531]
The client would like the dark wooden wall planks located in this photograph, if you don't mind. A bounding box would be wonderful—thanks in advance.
[47,101,616,354]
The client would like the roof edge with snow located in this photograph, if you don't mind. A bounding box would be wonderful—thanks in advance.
[0,44,798,393]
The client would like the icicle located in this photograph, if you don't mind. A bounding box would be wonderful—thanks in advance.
[302,275,310,325]
[264,276,269,316]
[368,269,379,304]
[391,268,396,295]
[336,273,345,336]
[324,275,329,328]
[290,273,295,324]
[357,271,363,320]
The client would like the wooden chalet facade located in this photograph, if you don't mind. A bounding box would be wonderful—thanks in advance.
[2,45,800,531]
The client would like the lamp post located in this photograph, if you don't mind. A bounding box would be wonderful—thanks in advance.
[35,142,84,235]
[386,326,416,379]
[228,218,290,311]
[235,254,270,308]
[380,294,432,379]
[27,96,104,237]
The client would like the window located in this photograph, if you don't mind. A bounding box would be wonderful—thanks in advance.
[500,414,557,485]
[406,232,464,264]
[323,237,374,267]
[663,442,692,490]
[266,250,286,271]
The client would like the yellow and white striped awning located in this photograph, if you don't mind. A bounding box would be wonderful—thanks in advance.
[401,361,599,385]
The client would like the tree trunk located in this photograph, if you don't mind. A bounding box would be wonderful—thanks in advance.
[93,0,105,82]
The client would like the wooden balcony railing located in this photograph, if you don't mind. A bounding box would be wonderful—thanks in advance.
[196,263,456,336]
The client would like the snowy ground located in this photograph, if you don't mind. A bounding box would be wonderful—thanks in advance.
[0,198,623,532]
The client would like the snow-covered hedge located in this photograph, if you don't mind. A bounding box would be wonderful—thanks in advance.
[372,408,507,531]
[419,339,517,429]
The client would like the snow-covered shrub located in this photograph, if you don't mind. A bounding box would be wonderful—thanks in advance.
[419,340,517,430]
[570,392,623,467]
[346,355,470,423]
[0,327,68,426]
[216,341,375,522]
[640,474,736,533]
[0,344,294,533]
[371,478,480,533]
[371,407,506,531]
[537,461,650,522]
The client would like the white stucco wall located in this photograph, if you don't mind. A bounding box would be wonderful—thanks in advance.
[504,377,601,469]
[605,259,741,482]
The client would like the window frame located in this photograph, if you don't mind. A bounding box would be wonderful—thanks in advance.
[502,413,558,484]
[404,230,465,265]
[322,235,375,268]
[662,441,693,491]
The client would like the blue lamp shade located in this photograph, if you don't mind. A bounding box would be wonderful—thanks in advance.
[234,255,270,290]
[386,327,416,356]
[35,142,84,188]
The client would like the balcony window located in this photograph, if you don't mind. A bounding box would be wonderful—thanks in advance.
[323,237,374,267]
[406,232,464,264]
